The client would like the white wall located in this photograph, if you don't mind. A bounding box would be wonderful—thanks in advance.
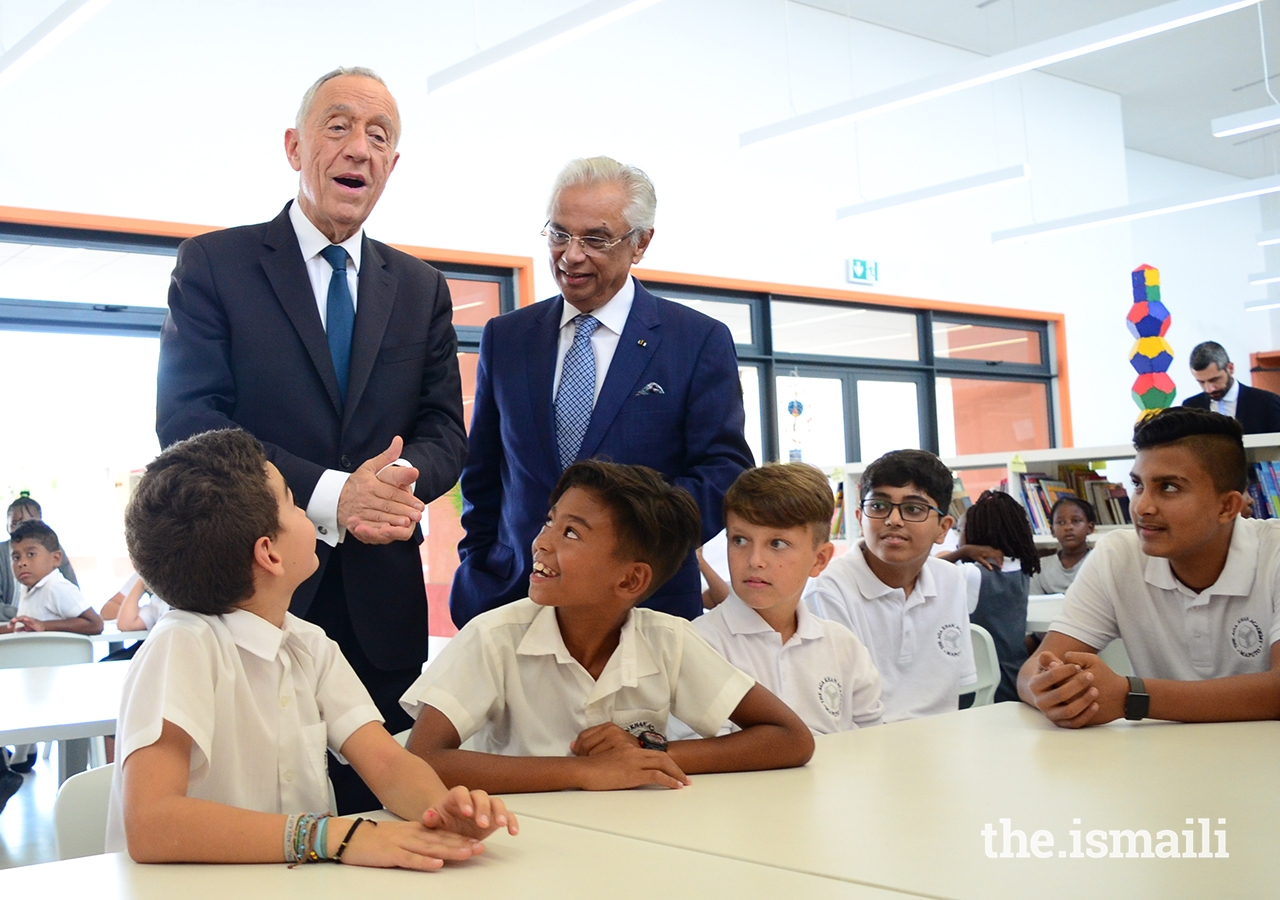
[0,0,1271,450]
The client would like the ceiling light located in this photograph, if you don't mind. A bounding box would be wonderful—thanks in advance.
[991,172,1280,242]
[1258,229,1280,245]
[740,0,1258,147]
[1249,271,1280,285]
[1245,297,1280,310]
[0,0,113,92]
[836,164,1027,218]
[1212,103,1280,136]
[428,0,665,94]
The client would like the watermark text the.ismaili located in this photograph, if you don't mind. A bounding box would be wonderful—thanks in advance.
[981,818,1228,859]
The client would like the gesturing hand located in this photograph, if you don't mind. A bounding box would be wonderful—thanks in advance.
[423,786,519,840]
[338,436,425,544]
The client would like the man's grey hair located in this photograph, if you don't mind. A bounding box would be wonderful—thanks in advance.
[1190,341,1231,371]
[295,66,399,143]
[547,157,656,244]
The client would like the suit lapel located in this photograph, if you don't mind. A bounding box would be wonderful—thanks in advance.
[260,207,343,415]
[578,281,661,460]
[344,237,396,430]
[528,299,563,471]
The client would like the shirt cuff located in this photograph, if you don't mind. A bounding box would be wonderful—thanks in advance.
[307,469,350,547]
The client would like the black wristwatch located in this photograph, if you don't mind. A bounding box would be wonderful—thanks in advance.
[1124,676,1149,721]
[637,730,668,751]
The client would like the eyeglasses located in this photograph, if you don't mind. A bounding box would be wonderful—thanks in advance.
[542,223,635,255]
[860,498,945,523]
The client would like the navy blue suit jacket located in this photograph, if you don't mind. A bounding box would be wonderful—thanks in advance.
[156,203,467,670]
[1183,383,1280,435]
[450,279,753,627]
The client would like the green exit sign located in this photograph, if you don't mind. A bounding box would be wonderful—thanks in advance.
[846,258,878,284]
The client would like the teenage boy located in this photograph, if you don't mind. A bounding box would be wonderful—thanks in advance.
[403,460,814,792]
[1018,407,1280,728]
[697,463,883,733]
[1,520,102,635]
[107,429,516,867]
[806,449,976,722]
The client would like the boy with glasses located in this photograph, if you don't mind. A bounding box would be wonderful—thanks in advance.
[806,450,976,722]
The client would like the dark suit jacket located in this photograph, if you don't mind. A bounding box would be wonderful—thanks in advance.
[156,203,467,669]
[1182,382,1280,435]
[450,279,753,627]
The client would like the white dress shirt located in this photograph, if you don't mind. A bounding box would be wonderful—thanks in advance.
[1215,378,1240,418]
[551,276,635,402]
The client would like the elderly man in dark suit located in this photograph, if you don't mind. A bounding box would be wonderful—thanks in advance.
[1182,341,1280,435]
[156,67,466,812]
[450,157,753,628]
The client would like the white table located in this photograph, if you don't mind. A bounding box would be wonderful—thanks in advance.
[0,660,130,783]
[1026,594,1064,633]
[507,703,1280,900]
[88,624,149,645]
[0,817,905,899]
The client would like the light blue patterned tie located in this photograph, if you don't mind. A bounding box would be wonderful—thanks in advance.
[555,314,601,470]
[320,245,355,403]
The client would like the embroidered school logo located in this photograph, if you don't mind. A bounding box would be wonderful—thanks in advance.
[937,624,964,657]
[818,677,843,717]
[1231,617,1264,658]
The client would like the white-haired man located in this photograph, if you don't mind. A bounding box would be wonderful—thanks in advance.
[450,157,753,627]
[156,67,467,813]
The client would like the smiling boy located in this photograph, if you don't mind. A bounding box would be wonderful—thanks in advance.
[1018,407,1280,728]
[404,460,813,792]
[806,450,976,722]
[695,463,882,733]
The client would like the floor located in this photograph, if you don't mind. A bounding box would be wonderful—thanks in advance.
[0,746,66,869]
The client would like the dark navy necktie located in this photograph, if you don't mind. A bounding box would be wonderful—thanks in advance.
[319,245,355,403]
[555,314,601,470]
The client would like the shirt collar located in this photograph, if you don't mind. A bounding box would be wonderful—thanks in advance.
[558,275,635,335]
[1143,518,1256,599]
[222,607,286,661]
[721,592,826,642]
[31,569,65,591]
[516,603,658,700]
[847,542,938,605]
[289,199,363,274]
[1222,378,1241,405]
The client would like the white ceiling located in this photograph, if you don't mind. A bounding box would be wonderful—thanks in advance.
[799,0,1280,179]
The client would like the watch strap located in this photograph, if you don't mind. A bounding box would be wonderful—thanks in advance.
[1124,675,1149,721]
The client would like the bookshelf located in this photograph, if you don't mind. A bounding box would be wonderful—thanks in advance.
[828,431,1280,548]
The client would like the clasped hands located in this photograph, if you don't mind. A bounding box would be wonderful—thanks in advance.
[1026,649,1130,728]
[569,723,690,791]
[337,436,426,544]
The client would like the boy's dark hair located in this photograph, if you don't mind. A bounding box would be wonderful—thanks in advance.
[1049,495,1096,525]
[1132,407,1247,493]
[859,449,953,512]
[724,463,834,545]
[9,519,60,554]
[962,490,1040,576]
[125,429,281,615]
[7,496,40,518]
[549,460,701,600]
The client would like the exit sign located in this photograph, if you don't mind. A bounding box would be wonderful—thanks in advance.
[846,258,879,284]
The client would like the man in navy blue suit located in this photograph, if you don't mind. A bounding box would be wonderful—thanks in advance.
[1183,341,1280,435]
[156,68,466,812]
[450,157,753,627]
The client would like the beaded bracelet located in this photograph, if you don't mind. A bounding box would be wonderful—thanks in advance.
[306,813,333,862]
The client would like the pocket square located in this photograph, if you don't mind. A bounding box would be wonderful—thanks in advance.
[636,382,665,396]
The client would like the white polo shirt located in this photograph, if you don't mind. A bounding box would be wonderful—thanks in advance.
[400,598,755,754]
[1051,518,1280,679]
[695,593,883,733]
[805,545,976,722]
[16,569,88,621]
[105,609,381,852]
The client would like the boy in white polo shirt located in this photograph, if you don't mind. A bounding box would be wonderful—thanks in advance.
[696,463,882,733]
[805,450,976,722]
[1019,407,1280,727]
[403,460,814,792]
[1,520,102,635]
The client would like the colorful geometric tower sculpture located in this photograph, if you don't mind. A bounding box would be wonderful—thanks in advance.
[1128,264,1175,417]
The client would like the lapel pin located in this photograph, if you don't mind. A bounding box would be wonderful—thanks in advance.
[637,339,647,347]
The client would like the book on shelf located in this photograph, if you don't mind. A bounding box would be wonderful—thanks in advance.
[1019,465,1133,533]
[1249,461,1280,520]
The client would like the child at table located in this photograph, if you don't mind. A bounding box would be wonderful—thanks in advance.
[1019,407,1280,728]
[954,490,1039,703]
[0,520,102,635]
[106,429,517,867]
[1028,497,1096,595]
[695,463,882,733]
[1,496,80,615]
[805,450,976,722]
[402,460,814,792]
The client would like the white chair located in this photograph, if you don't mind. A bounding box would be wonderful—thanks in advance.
[54,763,114,859]
[967,623,1000,707]
[0,633,102,770]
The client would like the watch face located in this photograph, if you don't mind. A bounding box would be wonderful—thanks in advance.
[638,730,668,751]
